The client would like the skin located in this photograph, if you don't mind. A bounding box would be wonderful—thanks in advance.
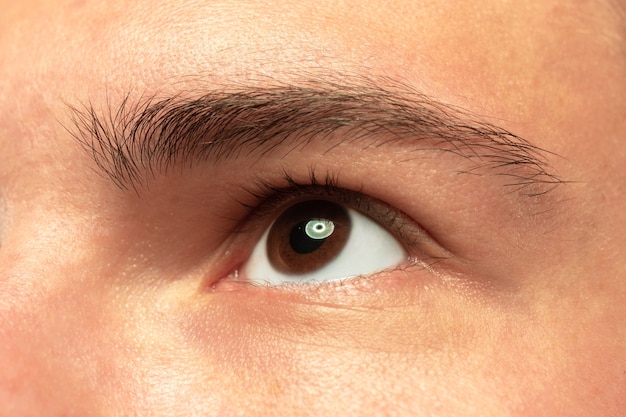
[1,0,625,415]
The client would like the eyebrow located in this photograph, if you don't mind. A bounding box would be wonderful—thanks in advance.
[67,76,562,194]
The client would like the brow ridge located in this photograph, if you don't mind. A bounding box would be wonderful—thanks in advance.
[66,77,563,194]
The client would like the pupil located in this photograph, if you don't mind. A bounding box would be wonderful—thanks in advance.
[290,219,334,254]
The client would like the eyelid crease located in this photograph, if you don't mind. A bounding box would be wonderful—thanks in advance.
[236,168,351,219]
[64,74,564,196]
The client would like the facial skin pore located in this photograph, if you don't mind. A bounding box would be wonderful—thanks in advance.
[0,1,625,416]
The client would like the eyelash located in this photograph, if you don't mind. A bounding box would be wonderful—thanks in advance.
[234,167,420,252]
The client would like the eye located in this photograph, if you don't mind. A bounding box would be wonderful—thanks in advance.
[241,199,407,285]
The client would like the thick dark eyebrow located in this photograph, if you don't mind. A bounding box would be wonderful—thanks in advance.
[67,77,562,194]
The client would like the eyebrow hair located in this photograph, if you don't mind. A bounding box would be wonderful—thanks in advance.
[66,76,562,194]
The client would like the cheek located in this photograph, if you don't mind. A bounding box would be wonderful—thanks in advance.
[455,308,626,416]
[176,284,626,416]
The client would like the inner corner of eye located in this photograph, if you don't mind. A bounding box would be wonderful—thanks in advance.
[239,199,408,286]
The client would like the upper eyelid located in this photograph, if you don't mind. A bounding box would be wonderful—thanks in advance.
[237,169,351,217]
[235,169,361,227]
[231,169,429,255]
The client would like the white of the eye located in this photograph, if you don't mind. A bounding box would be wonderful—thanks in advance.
[242,208,407,285]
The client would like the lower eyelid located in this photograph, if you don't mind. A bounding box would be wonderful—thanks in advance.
[208,262,442,309]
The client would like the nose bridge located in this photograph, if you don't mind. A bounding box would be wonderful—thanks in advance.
[0,186,13,254]
[0,190,4,243]
[0,237,60,382]
[0,198,94,300]
[0,234,67,318]
[0,245,113,415]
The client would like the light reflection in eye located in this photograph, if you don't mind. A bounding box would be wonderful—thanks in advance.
[241,200,407,285]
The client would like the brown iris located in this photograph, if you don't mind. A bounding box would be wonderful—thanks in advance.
[267,200,351,274]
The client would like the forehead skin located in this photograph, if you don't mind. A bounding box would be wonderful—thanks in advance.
[1,0,625,193]
[0,0,626,416]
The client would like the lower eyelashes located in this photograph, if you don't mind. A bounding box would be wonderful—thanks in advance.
[240,199,408,286]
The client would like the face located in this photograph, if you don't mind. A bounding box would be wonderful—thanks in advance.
[1,0,625,415]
